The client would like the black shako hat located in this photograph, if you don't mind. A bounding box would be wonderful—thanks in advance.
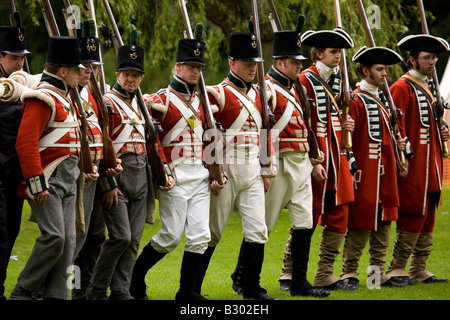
[117,29,145,73]
[397,34,450,54]
[229,20,262,62]
[272,14,306,60]
[176,23,205,65]
[78,20,103,64]
[46,36,84,68]
[352,46,403,65]
[0,12,30,55]
[300,28,354,49]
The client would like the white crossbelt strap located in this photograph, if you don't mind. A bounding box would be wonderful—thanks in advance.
[105,93,146,153]
[161,90,204,147]
[270,82,303,143]
[80,88,103,148]
[223,84,262,142]
[37,88,80,151]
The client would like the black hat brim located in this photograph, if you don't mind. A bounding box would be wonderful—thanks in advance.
[1,49,30,55]
[301,28,354,49]
[352,46,403,65]
[397,34,450,54]
[117,67,145,73]
[229,56,263,62]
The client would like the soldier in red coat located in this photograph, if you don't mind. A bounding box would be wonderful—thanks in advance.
[339,46,405,289]
[263,18,329,298]
[130,25,224,301]
[10,36,89,300]
[279,28,356,291]
[72,21,122,300]
[386,34,449,285]
[195,25,278,300]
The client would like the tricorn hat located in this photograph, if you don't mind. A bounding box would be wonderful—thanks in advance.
[272,14,307,60]
[0,12,30,55]
[176,23,205,65]
[117,30,145,73]
[352,46,403,65]
[229,20,262,62]
[46,36,84,68]
[78,20,103,65]
[397,34,449,54]
[300,28,354,49]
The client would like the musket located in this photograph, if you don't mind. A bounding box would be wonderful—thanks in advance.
[355,0,408,171]
[267,0,321,160]
[41,0,94,174]
[416,0,449,158]
[8,0,30,73]
[250,0,275,175]
[62,0,118,175]
[178,0,224,185]
[101,0,170,187]
[333,0,352,150]
[87,0,108,95]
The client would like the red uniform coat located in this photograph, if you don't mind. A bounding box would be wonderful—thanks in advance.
[300,66,354,216]
[16,83,80,197]
[390,72,443,215]
[81,87,103,162]
[146,88,205,165]
[104,89,146,156]
[348,89,399,230]
[265,75,309,154]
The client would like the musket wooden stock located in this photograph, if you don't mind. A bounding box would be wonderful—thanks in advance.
[178,0,224,184]
[416,0,449,158]
[41,0,94,174]
[333,0,352,150]
[250,0,274,174]
[267,0,321,160]
[101,0,169,188]
[355,0,408,171]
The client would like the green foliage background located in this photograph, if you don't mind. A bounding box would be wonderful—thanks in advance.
[1,0,449,94]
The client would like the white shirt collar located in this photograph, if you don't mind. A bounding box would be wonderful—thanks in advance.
[316,61,339,82]
[409,69,428,84]
[359,79,380,98]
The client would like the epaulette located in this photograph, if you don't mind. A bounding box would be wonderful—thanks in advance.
[206,85,224,111]
[21,89,55,109]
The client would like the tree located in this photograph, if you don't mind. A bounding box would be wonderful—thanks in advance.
[2,0,448,93]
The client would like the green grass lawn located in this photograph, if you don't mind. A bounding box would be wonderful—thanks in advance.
[4,188,449,301]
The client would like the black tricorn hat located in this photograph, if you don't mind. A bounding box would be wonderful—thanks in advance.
[300,28,354,49]
[0,12,30,55]
[176,23,205,65]
[46,36,84,68]
[229,20,262,62]
[352,46,403,65]
[272,14,306,60]
[117,30,145,73]
[397,34,450,54]
[78,20,103,64]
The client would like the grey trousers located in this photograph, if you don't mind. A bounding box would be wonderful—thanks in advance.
[15,155,79,299]
[89,153,148,294]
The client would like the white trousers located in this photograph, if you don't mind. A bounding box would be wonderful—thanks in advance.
[151,162,211,254]
[265,152,313,234]
[209,157,268,246]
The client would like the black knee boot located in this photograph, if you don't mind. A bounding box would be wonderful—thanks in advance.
[290,229,330,298]
[230,239,245,295]
[241,241,278,300]
[194,246,216,294]
[175,251,208,300]
[129,244,166,300]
